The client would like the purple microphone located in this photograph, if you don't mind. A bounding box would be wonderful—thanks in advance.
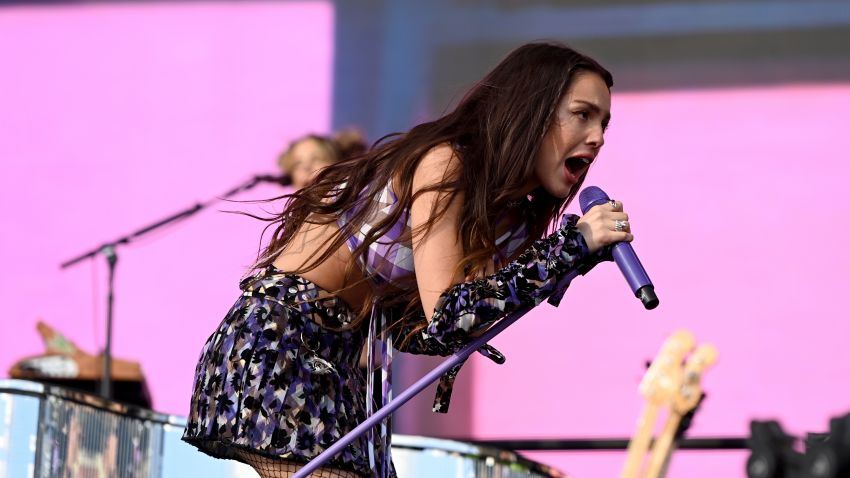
[579,186,659,310]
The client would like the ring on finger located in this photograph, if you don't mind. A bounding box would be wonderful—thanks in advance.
[614,219,628,232]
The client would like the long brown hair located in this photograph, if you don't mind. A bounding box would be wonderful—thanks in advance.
[254,42,613,331]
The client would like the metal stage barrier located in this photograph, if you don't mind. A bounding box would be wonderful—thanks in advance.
[0,379,567,477]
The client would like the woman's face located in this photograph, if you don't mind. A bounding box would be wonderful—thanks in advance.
[533,71,611,199]
[287,139,329,189]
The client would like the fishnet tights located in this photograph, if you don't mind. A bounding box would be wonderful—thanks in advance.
[235,449,362,478]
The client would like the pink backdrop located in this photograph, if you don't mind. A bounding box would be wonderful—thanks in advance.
[2,4,850,476]
[464,83,850,476]
[0,1,334,415]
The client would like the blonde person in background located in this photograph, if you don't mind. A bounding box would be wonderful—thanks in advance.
[278,129,368,189]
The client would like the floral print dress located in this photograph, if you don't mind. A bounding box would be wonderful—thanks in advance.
[182,181,600,477]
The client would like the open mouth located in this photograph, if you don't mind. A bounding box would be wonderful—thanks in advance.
[565,156,592,177]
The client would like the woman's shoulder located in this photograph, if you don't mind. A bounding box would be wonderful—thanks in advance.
[422,142,460,165]
[413,143,461,189]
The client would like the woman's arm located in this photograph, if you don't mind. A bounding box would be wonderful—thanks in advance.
[423,215,591,349]
[400,213,595,355]
[406,145,630,352]
[409,144,469,324]
[403,145,630,411]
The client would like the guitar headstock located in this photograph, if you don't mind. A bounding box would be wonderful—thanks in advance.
[670,344,718,414]
[639,330,696,404]
[37,320,80,356]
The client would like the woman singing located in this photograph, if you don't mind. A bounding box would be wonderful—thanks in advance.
[183,42,632,478]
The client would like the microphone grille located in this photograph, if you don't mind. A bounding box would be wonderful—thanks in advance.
[579,186,610,214]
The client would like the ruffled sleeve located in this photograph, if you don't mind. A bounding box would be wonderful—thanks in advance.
[397,214,605,412]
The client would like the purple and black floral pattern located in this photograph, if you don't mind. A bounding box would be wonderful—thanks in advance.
[182,215,601,475]
[397,214,599,412]
[182,270,393,477]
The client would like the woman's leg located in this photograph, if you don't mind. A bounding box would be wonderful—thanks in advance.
[234,449,362,478]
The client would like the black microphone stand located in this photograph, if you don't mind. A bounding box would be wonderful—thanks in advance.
[59,174,277,400]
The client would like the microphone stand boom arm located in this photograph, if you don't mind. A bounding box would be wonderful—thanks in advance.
[59,175,270,400]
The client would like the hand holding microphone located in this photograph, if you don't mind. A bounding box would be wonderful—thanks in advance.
[578,186,659,310]
[576,196,633,254]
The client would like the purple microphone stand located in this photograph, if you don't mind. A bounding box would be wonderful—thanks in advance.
[292,270,580,478]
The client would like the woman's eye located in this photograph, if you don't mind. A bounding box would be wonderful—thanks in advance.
[575,110,589,120]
